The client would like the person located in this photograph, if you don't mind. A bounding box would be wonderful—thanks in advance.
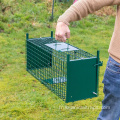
[55,0,120,120]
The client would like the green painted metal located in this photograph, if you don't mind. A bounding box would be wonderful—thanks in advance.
[95,50,103,96]
[66,57,97,103]
[26,33,29,71]
[26,32,102,102]
[51,31,53,38]
[27,38,52,70]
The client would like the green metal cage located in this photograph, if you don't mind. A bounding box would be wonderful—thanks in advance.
[26,32,102,103]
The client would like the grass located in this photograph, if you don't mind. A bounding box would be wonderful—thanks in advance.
[0,0,118,119]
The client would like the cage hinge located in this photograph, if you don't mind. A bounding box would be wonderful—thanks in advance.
[94,61,103,66]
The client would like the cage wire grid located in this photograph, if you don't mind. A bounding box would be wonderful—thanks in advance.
[26,32,102,102]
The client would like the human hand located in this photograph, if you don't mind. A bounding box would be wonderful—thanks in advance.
[55,22,70,42]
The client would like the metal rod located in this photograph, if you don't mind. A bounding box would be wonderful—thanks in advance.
[96,50,100,96]
[26,33,29,40]
[51,31,53,38]
[26,33,29,71]
[66,54,70,102]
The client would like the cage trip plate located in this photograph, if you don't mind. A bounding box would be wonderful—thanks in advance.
[44,77,67,84]
[45,43,79,52]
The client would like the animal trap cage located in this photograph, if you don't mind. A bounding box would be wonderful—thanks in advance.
[26,31,102,103]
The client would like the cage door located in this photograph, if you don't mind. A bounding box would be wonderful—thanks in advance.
[66,58,98,103]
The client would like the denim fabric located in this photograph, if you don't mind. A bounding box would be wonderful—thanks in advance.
[97,56,120,120]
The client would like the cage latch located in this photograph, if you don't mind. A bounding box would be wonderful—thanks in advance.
[94,61,103,66]
[93,92,97,96]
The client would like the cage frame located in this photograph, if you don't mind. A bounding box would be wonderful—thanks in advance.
[26,32,103,103]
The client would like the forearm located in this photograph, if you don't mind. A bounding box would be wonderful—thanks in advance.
[57,0,120,25]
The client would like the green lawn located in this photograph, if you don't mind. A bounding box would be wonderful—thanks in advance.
[0,0,118,119]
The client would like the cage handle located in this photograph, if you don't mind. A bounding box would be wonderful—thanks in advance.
[66,39,69,51]
[51,31,69,51]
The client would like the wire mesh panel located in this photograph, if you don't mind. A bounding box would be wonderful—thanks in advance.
[27,37,68,101]
[26,33,102,102]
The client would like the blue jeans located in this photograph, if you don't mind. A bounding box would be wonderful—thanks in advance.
[97,56,120,120]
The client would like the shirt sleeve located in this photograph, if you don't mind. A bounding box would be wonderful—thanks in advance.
[57,0,120,25]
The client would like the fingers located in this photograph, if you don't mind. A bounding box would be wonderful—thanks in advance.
[55,22,70,42]
[55,33,66,42]
[55,31,70,42]
[66,31,70,39]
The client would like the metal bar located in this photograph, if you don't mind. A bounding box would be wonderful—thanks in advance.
[26,33,29,71]
[51,31,53,38]
[26,33,29,40]
[96,50,100,96]
[66,54,70,102]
